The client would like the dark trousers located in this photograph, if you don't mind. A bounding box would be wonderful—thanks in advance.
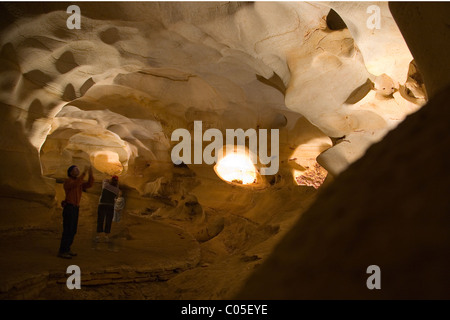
[59,204,79,253]
[97,204,114,233]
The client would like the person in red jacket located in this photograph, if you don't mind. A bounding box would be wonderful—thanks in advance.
[58,165,94,259]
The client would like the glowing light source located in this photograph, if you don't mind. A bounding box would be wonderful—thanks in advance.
[90,151,123,176]
[214,151,257,185]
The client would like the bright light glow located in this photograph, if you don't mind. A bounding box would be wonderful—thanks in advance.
[214,151,257,185]
[90,151,123,176]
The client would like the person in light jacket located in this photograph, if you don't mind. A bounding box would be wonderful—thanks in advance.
[95,175,120,242]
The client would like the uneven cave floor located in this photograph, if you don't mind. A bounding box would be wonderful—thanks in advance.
[0,179,322,300]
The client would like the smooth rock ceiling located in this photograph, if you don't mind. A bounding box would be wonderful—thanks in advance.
[0,2,426,205]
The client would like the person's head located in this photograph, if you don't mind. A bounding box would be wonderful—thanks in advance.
[111,175,119,186]
[67,165,79,178]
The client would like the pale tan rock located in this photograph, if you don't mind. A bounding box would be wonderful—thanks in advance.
[0,2,426,230]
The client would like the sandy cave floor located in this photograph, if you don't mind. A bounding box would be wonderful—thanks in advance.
[0,178,322,300]
[0,203,200,299]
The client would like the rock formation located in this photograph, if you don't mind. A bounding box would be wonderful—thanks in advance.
[0,1,446,299]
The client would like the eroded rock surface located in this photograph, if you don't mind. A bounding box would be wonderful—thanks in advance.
[0,2,441,299]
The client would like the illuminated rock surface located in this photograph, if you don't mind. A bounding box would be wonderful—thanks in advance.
[0,2,446,299]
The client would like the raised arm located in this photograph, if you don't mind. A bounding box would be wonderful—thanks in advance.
[82,166,94,190]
